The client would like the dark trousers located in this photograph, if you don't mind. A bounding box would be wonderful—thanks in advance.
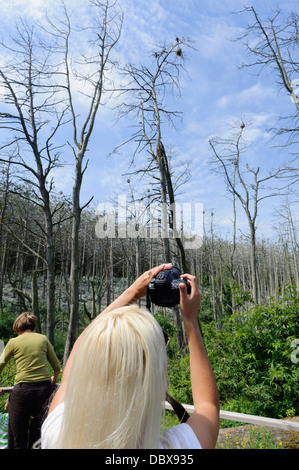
[8,380,52,449]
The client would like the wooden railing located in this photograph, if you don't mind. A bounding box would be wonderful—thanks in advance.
[164,402,299,432]
[2,386,298,432]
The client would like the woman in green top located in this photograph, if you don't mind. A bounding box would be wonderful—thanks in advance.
[0,312,60,448]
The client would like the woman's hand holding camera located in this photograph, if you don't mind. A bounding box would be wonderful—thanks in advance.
[128,264,202,313]
[128,263,173,301]
[179,274,202,323]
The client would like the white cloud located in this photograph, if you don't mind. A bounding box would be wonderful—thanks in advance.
[217,82,275,110]
[1,0,52,21]
[51,165,74,196]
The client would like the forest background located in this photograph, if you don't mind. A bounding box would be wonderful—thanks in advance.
[0,0,298,426]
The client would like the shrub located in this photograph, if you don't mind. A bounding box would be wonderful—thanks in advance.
[0,310,16,343]
[163,286,298,419]
[204,286,299,418]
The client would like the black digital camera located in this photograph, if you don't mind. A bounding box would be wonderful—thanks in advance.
[147,266,191,307]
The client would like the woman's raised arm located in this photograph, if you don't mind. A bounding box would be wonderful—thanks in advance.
[179,275,220,449]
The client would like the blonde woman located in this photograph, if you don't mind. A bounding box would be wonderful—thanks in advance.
[0,312,61,448]
[41,263,219,449]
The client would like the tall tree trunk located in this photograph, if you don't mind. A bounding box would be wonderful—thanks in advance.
[45,208,56,344]
[32,270,41,333]
[249,220,258,304]
[61,1,123,364]
[0,233,7,314]
[63,156,82,365]
[0,159,11,314]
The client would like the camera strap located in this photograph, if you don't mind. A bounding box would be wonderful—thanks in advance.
[146,287,151,312]
[165,393,189,424]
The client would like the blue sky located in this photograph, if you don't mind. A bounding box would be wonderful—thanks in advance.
[1,0,299,241]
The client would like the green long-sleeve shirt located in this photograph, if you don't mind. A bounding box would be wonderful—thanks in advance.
[0,332,60,384]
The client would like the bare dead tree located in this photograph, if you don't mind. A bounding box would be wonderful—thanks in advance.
[0,158,12,313]
[115,38,193,267]
[237,7,299,170]
[209,122,293,304]
[274,198,299,290]
[45,0,123,363]
[113,38,194,347]
[0,19,69,343]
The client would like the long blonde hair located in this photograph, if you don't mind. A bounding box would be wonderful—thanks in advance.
[55,305,167,449]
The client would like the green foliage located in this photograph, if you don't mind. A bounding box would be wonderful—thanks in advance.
[0,359,16,413]
[53,328,68,363]
[154,313,178,360]
[230,282,254,308]
[222,281,233,315]
[168,353,193,404]
[217,425,284,449]
[204,285,299,418]
[161,286,298,420]
[0,309,17,343]
[161,410,179,432]
[155,313,193,403]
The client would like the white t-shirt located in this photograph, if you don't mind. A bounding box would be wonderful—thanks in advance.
[41,402,202,449]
